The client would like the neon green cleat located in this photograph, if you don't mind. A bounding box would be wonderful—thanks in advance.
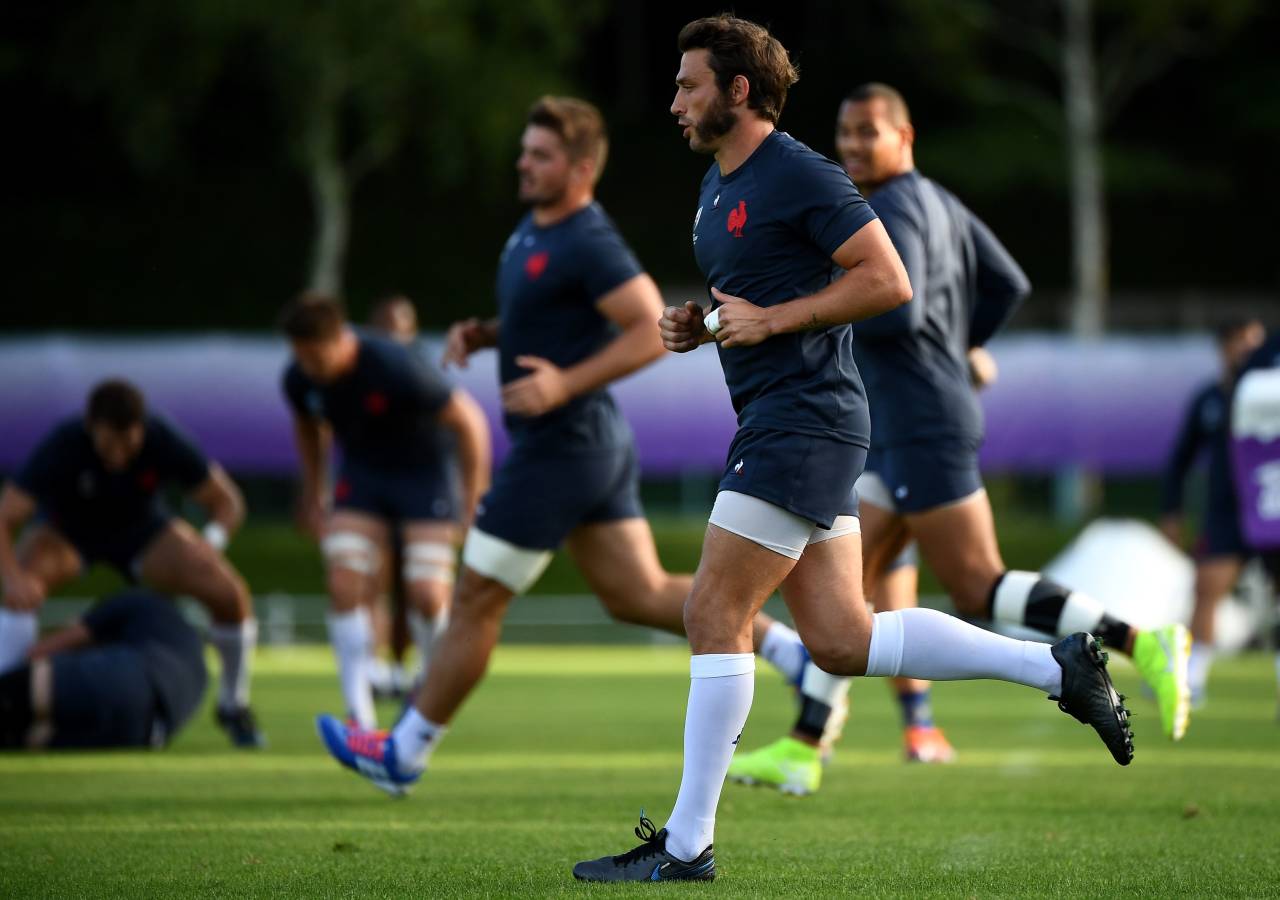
[1132,623,1191,741]
[727,737,822,795]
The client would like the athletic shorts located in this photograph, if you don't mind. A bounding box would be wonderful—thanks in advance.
[717,428,864,529]
[50,646,162,749]
[474,442,642,551]
[335,457,459,524]
[856,437,984,515]
[1199,482,1250,559]
[44,511,171,582]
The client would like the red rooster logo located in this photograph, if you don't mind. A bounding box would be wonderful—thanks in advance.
[726,200,747,238]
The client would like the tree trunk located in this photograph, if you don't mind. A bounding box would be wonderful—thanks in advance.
[1061,0,1107,338]
[304,102,349,297]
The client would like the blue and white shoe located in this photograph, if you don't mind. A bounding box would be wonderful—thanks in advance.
[315,714,421,797]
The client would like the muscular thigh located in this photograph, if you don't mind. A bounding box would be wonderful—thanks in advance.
[15,524,84,592]
[136,520,232,596]
[565,518,666,600]
[685,524,797,653]
[906,490,1005,612]
[780,533,873,660]
[859,500,910,592]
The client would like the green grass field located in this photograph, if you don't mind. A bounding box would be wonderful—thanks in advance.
[2,646,1279,898]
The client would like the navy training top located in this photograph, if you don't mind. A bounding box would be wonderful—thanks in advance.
[284,331,455,471]
[81,590,207,732]
[691,130,879,447]
[851,170,1030,447]
[1161,380,1234,515]
[494,202,644,453]
[14,415,209,536]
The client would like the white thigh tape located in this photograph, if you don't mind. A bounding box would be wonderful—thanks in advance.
[322,531,380,575]
[461,529,552,595]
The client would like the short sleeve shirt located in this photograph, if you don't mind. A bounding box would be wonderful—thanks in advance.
[283,332,455,471]
[690,131,878,447]
[494,202,644,452]
[15,415,209,534]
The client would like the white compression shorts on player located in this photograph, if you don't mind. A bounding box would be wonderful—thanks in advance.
[707,490,860,560]
[403,542,457,586]
[461,528,553,594]
[321,532,380,575]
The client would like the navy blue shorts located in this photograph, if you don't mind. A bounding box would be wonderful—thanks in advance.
[717,428,864,529]
[50,646,160,748]
[859,437,984,515]
[475,443,643,550]
[335,458,459,524]
[47,512,171,582]
[1199,483,1249,559]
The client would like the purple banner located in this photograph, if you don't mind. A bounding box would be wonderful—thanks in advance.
[0,334,1216,477]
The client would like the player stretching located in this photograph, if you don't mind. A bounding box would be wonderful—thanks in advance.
[1160,318,1265,706]
[729,81,1194,798]
[317,96,810,795]
[281,295,490,730]
[0,379,263,746]
[573,18,1133,882]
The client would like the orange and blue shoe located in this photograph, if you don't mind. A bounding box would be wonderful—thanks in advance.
[903,725,956,764]
[316,714,420,797]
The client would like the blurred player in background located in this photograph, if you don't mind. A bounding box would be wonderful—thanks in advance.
[318,95,811,796]
[575,20,1134,881]
[0,590,206,749]
[1230,323,1280,713]
[0,379,262,746]
[280,295,490,730]
[729,81,1191,798]
[366,294,425,700]
[1160,318,1265,706]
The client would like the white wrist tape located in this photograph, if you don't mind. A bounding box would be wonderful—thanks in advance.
[203,522,229,552]
[704,307,722,335]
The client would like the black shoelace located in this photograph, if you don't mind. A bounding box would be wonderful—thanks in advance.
[612,812,665,867]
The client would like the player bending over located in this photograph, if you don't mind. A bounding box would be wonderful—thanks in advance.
[0,590,206,749]
[317,96,809,795]
[281,295,491,730]
[573,17,1134,882]
[0,379,262,746]
[730,80,1193,798]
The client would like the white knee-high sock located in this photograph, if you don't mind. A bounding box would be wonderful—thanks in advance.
[664,653,755,863]
[865,608,1062,696]
[759,621,807,683]
[0,609,38,675]
[409,608,449,681]
[209,619,257,710]
[326,608,376,728]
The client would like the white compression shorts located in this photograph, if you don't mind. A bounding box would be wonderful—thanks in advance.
[461,528,553,595]
[707,490,860,560]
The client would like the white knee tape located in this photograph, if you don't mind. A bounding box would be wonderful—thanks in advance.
[461,529,552,595]
[322,531,380,575]
[404,542,457,585]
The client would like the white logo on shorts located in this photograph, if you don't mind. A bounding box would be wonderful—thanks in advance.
[734,459,744,475]
[894,485,909,500]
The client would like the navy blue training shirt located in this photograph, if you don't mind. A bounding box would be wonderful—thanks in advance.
[81,590,207,732]
[494,202,643,452]
[850,170,1029,447]
[1161,380,1233,515]
[692,130,879,447]
[15,415,209,534]
[284,331,455,470]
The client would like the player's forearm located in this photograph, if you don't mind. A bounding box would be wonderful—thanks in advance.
[563,320,665,397]
[443,393,492,517]
[292,422,330,499]
[767,261,911,337]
